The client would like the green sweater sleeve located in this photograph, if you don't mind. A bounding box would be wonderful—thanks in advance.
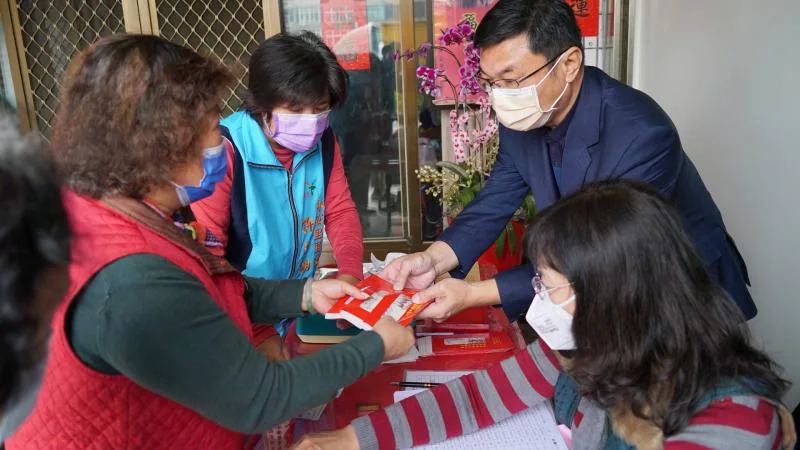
[68,254,384,434]
[243,276,307,323]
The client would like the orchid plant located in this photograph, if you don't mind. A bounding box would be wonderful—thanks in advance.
[395,18,536,257]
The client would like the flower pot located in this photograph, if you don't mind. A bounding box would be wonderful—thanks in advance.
[476,220,525,280]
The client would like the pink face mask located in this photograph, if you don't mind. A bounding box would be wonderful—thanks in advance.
[264,111,330,153]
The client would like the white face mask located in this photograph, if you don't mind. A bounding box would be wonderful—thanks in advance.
[525,289,576,351]
[489,53,569,131]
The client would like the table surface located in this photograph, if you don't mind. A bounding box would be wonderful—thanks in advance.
[285,308,528,437]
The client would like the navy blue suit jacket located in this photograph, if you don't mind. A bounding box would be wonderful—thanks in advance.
[439,66,755,320]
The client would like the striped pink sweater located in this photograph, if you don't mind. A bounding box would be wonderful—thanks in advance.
[351,340,783,449]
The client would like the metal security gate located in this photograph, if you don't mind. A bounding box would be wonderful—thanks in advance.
[155,0,265,115]
[0,0,276,135]
[2,0,125,135]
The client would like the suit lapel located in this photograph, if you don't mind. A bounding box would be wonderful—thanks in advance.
[561,67,603,196]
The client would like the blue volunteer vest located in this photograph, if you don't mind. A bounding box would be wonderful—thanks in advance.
[220,111,325,279]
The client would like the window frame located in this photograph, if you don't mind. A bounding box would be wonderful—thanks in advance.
[267,0,424,257]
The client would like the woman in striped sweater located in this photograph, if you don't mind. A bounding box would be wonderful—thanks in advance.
[294,180,796,449]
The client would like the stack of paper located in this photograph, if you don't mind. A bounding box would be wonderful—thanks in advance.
[414,403,567,450]
[383,345,421,365]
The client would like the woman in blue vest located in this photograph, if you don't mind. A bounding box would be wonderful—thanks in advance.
[193,32,364,359]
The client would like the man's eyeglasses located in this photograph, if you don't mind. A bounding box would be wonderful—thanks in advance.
[478,51,566,91]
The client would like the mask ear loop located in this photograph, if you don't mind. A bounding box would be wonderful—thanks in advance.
[534,52,568,88]
[170,181,191,207]
[202,140,226,158]
[262,113,276,138]
[538,281,575,308]
[557,294,577,310]
[542,80,570,114]
[538,52,571,113]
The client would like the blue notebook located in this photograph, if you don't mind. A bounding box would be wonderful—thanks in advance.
[296,314,361,344]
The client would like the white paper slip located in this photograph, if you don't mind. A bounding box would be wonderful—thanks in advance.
[412,403,567,450]
[363,262,373,273]
[383,345,420,364]
[416,336,433,356]
[403,370,472,384]
[317,268,339,280]
[393,388,425,403]
[393,371,472,404]
[368,252,406,275]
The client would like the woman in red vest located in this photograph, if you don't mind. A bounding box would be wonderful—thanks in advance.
[7,34,414,449]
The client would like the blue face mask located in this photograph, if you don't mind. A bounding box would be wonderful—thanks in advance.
[173,141,228,206]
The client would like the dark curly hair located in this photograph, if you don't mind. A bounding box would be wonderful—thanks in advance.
[0,112,70,408]
[525,180,789,436]
[53,34,234,199]
[244,31,348,120]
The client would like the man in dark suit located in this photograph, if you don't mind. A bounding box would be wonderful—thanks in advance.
[384,0,755,321]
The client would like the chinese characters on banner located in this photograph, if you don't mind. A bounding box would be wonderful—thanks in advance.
[432,0,600,103]
[320,0,371,71]
[567,0,599,37]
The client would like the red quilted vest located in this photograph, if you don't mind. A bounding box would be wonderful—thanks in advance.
[7,192,257,449]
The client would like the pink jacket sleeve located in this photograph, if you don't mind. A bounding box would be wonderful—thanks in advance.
[324,136,364,280]
[191,139,235,257]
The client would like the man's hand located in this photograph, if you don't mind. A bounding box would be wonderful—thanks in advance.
[381,241,459,290]
[289,425,359,450]
[381,252,437,290]
[255,335,290,362]
[372,317,415,361]
[414,278,501,322]
[309,279,367,315]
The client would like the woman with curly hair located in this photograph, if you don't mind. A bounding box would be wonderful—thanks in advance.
[0,111,69,443]
[6,34,413,449]
[296,180,796,450]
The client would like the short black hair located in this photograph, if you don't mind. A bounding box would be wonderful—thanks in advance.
[474,0,583,61]
[244,31,348,118]
[0,113,70,408]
